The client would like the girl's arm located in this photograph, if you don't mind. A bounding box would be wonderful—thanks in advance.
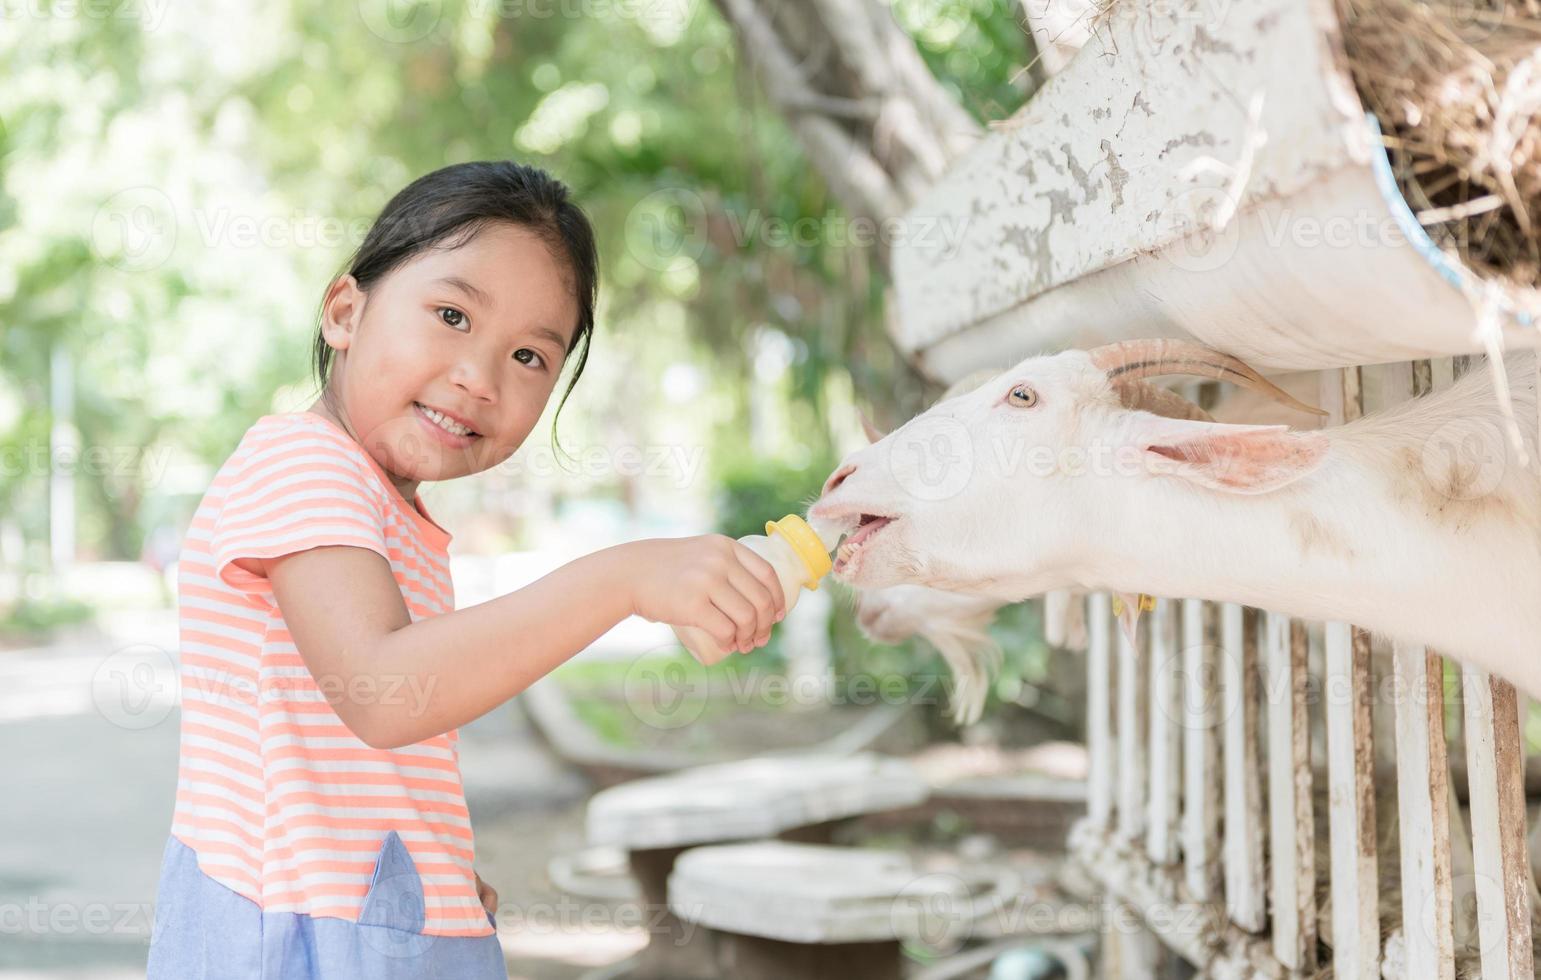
[259,536,785,749]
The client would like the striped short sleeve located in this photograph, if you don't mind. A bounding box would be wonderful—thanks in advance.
[211,427,391,595]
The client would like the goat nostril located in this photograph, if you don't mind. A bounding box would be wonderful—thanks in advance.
[824,465,855,496]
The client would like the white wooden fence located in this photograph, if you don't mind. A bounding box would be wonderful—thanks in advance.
[1067,357,1538,979]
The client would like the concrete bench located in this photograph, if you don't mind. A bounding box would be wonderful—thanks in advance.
[668,841,1016,980]
[584,753,929,978]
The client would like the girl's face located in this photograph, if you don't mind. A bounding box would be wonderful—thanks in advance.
[316,222,579,500]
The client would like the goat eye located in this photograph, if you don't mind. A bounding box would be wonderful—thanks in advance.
[1008,384,1038,407]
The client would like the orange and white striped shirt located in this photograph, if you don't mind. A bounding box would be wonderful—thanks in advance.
[169,410,491,937]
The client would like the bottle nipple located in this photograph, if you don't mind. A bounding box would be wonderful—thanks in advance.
[765,514,832,590]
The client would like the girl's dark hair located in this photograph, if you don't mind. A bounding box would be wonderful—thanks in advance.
[313,160,598,454]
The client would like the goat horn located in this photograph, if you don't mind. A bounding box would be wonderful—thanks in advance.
[1088,339,1329,417]
[1118,380,1215,422]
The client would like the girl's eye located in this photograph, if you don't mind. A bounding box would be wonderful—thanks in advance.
[513,348,545,369]
[438,307,467,330]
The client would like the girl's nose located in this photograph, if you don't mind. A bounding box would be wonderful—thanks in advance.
[448,355,498,403]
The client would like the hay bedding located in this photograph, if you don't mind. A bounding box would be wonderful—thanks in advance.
[1337,0,1541,289]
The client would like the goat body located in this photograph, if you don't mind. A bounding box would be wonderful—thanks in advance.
[814,348,1541,699]
[1075,353,1541,692]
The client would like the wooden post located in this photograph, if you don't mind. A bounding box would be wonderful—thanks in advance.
[1372,361,1456,980]
[1147,598,1180,865]
[1117,614,1147,845]
[1181,598,1220,902]
[1392,640,1455,979]
[1087,593,1115,829]
[1319,364,1380,980]
[1324,621,1379,979]
[1456,342,1536,979]
[1462,668,1536,979]
[1222,604,1266,933]
[1265,612,1316,970]
[1101,903,1162,980]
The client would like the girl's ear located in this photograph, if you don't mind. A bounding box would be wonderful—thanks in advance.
[1125,413,1328,494]
[320,275,366,351]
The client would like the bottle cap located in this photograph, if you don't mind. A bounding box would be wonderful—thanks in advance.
[765,514,833,590]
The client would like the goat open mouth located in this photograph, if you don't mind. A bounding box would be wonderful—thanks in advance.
[833,514,895,573]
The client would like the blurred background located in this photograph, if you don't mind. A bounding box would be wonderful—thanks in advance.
[0,2,1093,977]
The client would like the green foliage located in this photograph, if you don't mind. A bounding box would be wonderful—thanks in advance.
[710,453,839,541]
[821,588,1062,730]
[0,3,1034,653]
[556,646,772,748]
[0,596,95,638]
[897,0,1037,121]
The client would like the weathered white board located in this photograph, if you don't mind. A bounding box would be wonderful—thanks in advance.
[890,0,1541,383]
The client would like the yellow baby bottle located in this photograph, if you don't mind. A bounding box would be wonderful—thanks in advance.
[672,514,834,666]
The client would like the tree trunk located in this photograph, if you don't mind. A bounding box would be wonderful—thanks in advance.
[709,0,983,270]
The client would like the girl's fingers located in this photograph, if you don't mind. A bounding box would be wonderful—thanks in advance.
[475,874,497,915]
[695,602,739,655]
[709,588,759,653]
[724,564,778,642]
[732,544,788,619]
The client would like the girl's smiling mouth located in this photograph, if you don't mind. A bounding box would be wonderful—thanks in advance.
[413,401,482,447]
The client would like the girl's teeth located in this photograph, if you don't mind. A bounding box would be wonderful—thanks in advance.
[419,404,473,436]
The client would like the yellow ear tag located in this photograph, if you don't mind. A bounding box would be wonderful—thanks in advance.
[1112,593,1157,616]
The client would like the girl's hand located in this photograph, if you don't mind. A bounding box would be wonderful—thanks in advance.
[475,870,498,920]
[620,536,787,656]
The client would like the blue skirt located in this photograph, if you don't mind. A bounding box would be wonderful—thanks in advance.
[146,833,508,979]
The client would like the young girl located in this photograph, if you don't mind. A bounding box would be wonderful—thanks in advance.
[146,160,788,979]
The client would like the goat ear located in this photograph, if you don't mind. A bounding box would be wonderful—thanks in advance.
[857,408,886,444]
[1126,414,1328,494]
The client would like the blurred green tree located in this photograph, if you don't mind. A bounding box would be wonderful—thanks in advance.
[0,0,1031,572]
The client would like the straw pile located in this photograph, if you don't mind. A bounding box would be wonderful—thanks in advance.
[1337,0,1541,288]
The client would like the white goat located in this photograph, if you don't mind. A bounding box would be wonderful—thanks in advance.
[811,340,1541,699]
[848,370,1010,725]
[848,365,1327,722]
[844,361,1325,717]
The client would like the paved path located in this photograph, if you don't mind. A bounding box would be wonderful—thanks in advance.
[0,607,631,979]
